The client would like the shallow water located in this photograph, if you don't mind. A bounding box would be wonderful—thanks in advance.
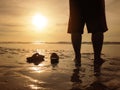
[0,43,120,90]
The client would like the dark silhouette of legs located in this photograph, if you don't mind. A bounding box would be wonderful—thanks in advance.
[71,33,82,66]
[92,32,103,60]
[71,32,105,67]
[92,32,105,74]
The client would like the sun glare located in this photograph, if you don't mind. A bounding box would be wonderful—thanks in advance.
[32,14,48,29]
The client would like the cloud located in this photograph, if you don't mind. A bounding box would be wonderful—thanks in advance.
[0,0,39,16]
[0,0,69,16]
[0,23,26,27]
[0,0,22,15]
[0,23,27,33]
[56,23,67,26]
[0,29,18,32]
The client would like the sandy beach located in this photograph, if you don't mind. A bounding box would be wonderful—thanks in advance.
[0,43,120,90]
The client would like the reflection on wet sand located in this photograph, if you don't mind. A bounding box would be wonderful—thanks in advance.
[29,80,41,90]
[27,65,47,90]
[94,58,105,76]
[70,59,111,90]
[28,80,46,90]
[29,65,45,73]
[50,52,59,70]
[70,66,82,90]
[51,63,58,70]
[70,65,110,90]
[86,77,110,90]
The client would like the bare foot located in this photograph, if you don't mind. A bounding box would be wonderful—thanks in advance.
[94,58,105,76]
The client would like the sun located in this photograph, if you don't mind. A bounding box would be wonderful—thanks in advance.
[32,14,48,29]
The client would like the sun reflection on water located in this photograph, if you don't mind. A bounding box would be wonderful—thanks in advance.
[30,64,45,73]
[36,49,46,56]
[29,84,41,90]
[28,80,45,90]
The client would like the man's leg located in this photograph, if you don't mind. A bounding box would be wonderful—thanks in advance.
[92,32,105,75]
[71,33,82,66]
[92,32,103,60]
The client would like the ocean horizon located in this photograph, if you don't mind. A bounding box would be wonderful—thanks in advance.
[0,41,120,45]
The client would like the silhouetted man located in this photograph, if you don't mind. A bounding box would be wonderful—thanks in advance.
[68,0,108,66]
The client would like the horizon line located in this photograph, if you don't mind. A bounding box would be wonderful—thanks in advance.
[0,41,120,45]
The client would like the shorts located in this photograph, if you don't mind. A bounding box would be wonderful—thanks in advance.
[68,0,108,34]
[68,15,108,34]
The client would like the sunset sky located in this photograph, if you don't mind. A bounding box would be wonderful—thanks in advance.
[0,0,120,42]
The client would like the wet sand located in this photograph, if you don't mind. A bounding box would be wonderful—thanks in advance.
[0,44,120,90]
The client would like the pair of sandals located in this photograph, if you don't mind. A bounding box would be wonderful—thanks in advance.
[27,53,59,65]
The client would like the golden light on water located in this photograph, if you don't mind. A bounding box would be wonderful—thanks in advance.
[32,14,48,30]
[28,80,45,90]
[32,41,45,45]
[30,65,45,73]
[29,84,40,90]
